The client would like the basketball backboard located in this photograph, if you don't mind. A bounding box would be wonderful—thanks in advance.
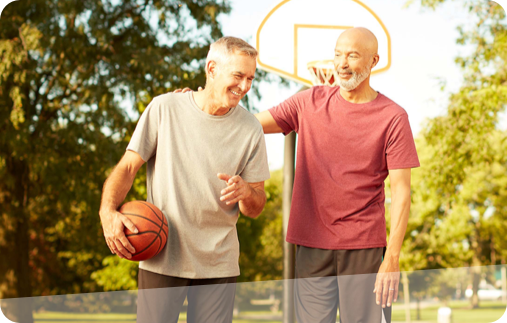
[256,0,391,86]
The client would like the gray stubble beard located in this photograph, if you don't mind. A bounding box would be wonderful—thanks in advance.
[338,67,371,92]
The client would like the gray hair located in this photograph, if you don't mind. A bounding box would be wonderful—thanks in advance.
[205,36,258,73]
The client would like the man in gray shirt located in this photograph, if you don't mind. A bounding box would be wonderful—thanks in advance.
[98,37,270,323]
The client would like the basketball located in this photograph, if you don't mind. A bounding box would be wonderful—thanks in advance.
[118,201,168,261]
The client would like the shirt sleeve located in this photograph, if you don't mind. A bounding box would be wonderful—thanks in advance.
[239,126,271,183]
[126,99,160,162]
[386,113,420,170]
[268,88,310,135]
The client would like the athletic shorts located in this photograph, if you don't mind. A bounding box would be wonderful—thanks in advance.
[136,269,237,323]
[295,246,391,323]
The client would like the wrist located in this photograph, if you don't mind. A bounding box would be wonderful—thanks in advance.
[99,207,115,219]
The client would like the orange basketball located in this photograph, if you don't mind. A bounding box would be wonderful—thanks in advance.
[118,201,168,261]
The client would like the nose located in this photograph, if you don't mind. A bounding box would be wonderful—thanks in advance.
[335,55,348,70]
[238,78,250,93]
[339,57,348,69]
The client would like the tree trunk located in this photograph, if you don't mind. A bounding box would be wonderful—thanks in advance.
[471,267,481,309]
[10,157,34,323]
[416,297,421,320]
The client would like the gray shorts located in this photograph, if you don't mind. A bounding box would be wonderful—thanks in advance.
[137,269,237,323]
[295,246,391,323]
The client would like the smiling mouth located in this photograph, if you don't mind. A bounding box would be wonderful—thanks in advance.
[230,90,241,97]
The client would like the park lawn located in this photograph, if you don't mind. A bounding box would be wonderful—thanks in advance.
[32,301,507,323]
[389,300,506,323]
[33,311,282,323]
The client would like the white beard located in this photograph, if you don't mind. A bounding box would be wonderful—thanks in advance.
[338,67,370,92]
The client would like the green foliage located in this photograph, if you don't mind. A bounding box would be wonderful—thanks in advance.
[0,0,231,300]
[237,170,283,282]
[401,0,507,307]
[91,256,138,291]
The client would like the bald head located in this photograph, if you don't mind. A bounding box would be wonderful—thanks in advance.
[333,27,380,92]
[337,27,378,57]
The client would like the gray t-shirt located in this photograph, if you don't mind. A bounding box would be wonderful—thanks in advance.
[127,92,270,279]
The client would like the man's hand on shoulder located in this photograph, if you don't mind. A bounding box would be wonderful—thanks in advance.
[217,173,266,218]
[173,87,203,94]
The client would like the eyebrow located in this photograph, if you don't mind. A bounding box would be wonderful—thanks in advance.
[335,50,361,55]
[233,71,255,79]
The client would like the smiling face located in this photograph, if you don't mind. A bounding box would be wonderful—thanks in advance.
[333,28,379,92]
[207,51,256,109]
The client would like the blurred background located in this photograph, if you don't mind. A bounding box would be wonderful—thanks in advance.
[0,0,506,322]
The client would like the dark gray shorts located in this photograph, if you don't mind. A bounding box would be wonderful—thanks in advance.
[137,269,237,323]
[295,246,391,323]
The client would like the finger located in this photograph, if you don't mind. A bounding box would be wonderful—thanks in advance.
[226,195,244,205]
[220,190,239,202]
[120,214,138,234]
[106,240,115,254]
[181,87,193,93]
[387,281,396,307]
[221,183,238,195]
[119,235,136,255]
[382,279,390,308]
[374,276,382,304]
[174,89,182,93]
[227,175,241,185]
[112,238,132,259]
[394,282,399,302]
[198,86,203,91]
[217,173,232,182]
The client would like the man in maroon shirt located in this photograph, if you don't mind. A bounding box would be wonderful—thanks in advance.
[257,27,420,322]
[178,27,418,322]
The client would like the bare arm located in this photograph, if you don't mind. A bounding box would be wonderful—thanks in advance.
[99,150,146,259]
[218,174,266,218]
[374,168,411,308]
[255,111,284,134]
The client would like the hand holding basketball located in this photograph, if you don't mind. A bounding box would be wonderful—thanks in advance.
[99,209,138,259]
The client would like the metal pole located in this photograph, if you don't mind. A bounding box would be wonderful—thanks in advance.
[501,264,506,304]
[402,272,411,323]
[283,131,296,323]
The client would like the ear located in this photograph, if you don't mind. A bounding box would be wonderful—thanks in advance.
[207,60,217,79]
[371,54,380,69]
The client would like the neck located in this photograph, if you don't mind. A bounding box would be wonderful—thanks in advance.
[339,80,378,104]
[193,88,232,116]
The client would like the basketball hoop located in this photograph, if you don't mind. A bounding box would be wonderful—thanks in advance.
[307,60,340,86]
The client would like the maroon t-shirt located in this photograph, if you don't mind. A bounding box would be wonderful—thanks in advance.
[269,86,420,249]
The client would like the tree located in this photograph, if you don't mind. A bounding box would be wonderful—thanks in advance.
[0,1,231,321]
[406,0,507,308]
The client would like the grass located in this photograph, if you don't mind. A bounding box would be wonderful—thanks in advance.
[389,300,506,323]
[31,301,506,323]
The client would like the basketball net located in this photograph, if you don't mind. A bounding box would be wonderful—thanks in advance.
[307,59,340,87]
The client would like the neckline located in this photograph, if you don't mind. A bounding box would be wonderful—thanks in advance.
[187,92,237,119]
[335,87,382,106]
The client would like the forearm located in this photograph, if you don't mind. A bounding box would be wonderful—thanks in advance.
[385,190,411,260]
[239,185,266,218]
[99,165,137,218]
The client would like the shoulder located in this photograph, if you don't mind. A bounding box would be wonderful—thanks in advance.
[151,92,187,106]
[143,92,189,115]
[377,93,409,119]
[234,105,264,133]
